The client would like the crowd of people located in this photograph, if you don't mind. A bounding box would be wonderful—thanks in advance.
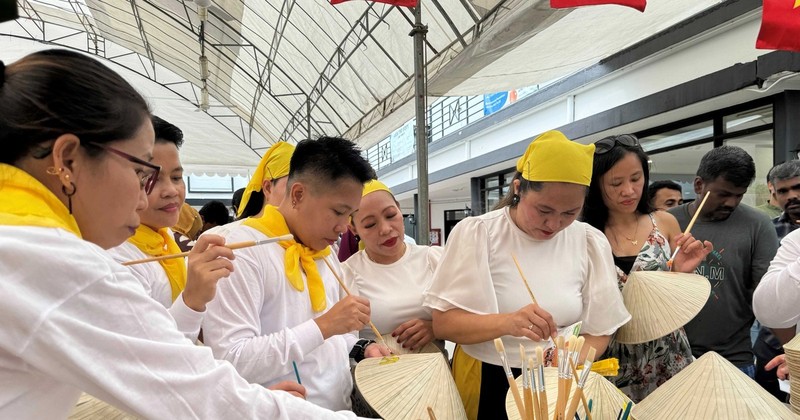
[2,49,799,419]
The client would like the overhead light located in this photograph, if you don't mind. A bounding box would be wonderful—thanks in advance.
[200,85,210,111]
[197,5,208,22]
[199,55,209,80]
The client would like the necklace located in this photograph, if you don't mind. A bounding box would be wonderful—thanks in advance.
[614,219,640,246]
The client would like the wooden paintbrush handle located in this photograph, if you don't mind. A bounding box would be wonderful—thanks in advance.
[507,376,526,420]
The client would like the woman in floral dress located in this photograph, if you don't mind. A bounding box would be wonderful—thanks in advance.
[582,134,713,402]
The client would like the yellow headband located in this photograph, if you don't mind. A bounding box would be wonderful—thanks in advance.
[362,179,392,198]
[238,141,295,217]
[515,130,595,186]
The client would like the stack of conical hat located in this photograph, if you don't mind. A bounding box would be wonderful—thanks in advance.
[631,351,796,419]
[505,366,632,419]
[616,271,711,344]
[68,393,137,419]
[782,333,800,414]
[354,353,466,420]
[379,333,442,355]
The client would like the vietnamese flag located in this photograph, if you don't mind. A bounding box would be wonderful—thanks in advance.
[331,0,418,6]
[756,0,800,52]
[551,0,646,12]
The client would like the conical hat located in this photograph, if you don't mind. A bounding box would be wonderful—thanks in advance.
[379,333,442,355]
[354,353,466,420]
[68,393,137,419]
[505,367,632,419]
[616,271,711,344]
[780,333,800,413]
[631,352,796,419]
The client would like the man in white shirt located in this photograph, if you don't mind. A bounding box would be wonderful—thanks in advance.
[203,136,390,410]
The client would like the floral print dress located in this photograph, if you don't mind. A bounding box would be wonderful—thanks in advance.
[604,213,694,403]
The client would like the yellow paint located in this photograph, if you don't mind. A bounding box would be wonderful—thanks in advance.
[379,355,400,365]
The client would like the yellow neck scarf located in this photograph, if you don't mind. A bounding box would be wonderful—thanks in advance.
[128,225,186,302]
[0,164,81,237]
[244,205,331,312]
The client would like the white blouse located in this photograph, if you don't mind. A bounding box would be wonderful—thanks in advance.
[754,228,800,333]
[108,238,203,341]
[0,225,360,419]
[342,243,443,339]
[202,224,357,411]
[423,207,630,367]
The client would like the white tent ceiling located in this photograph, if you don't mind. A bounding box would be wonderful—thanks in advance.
[3,0,727,174]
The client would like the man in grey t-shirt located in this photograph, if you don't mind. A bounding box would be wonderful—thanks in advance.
[668,146,778,378]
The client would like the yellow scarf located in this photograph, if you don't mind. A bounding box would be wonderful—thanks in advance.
[244,205,331,312]
[0,164,81,237]
[128,225,187,302]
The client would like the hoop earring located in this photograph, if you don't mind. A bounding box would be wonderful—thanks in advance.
[62,182,77,214]
[512,194,520,205]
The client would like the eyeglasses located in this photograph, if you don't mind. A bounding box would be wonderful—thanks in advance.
[86,142,161,194]
[594,134,642,155]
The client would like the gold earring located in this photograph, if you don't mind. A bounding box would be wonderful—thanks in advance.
[46,167,60,175]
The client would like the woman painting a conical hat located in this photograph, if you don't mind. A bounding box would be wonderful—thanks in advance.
[423,130,631,419]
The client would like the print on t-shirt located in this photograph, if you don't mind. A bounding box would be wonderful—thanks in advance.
[694,248,725,301]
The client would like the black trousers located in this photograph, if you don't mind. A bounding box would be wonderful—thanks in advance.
[477,362,523,420]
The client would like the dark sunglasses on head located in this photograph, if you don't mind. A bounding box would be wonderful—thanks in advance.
[86,142,161,195]
[594,134,642,155]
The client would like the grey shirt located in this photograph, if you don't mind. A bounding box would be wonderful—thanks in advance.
[668,203,779,367]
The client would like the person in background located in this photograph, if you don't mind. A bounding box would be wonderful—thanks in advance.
[648,180,683,211]
[205,141,295,237]
[199,199,230,233]
[203,137,391,411]
[757,164,784,219]
[342,180,443,352]
[425,130,630,419]
[231,187,245,219]
[238,141,294,219]
[108,116,232,341]
[753,160,800,399]
[667,145,778,378]
[753,227,800,388]
[583,134,711,402]
[172,202,202,251]
[0,49,360,419]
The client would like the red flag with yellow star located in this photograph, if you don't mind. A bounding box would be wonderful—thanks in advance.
[757,0,800,51]
[550,0,645,12]
[330,0,417,6]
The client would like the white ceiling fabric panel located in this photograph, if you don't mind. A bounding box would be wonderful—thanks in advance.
[6,0,726,171]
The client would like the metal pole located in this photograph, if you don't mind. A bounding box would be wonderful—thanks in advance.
[411,3,429,245]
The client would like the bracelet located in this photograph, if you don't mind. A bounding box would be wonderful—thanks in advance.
[349,339,376,362]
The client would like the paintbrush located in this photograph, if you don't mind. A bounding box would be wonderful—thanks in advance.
[529,356,540,420]
[521,344,533,420]
[568,360,593,420]
[565,347,596,420]
[427,406,437,420]
[554,336,566,420]
[322,258,386,346]
[122,234,294,265]
[495,338,525,420]
[512,253,538,305]
[564,336,584,403]
[667,190,710,268]
[536,346,548,420]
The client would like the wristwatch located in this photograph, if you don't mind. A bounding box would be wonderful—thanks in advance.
[349,339,376,362]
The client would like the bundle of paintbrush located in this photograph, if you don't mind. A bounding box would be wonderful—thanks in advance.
[496,337,601,420]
